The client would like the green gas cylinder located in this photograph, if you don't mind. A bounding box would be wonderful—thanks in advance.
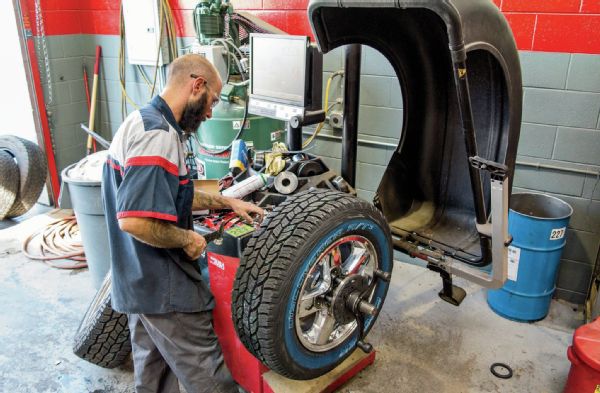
[193,99,285,179]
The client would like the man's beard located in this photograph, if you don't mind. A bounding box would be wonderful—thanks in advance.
[179,92,209,135]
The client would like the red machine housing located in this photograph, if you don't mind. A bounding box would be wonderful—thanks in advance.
[207,251,270,392]
[197,215,375,392]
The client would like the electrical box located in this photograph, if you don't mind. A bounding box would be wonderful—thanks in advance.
[122,0,169,66]
[186,43,228,82]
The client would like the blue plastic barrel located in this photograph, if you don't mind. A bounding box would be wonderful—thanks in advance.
[487,193,573,322]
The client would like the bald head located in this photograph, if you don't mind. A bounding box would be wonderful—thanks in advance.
[160,54,223,131]
[166,54,221,90]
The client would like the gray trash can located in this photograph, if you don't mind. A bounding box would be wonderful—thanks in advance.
[61,163,110,289]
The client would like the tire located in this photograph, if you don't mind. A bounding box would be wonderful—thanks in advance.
[232,189,393,379]
[0,150,19,220]
[0,136,48,218]
[73,274,131,368]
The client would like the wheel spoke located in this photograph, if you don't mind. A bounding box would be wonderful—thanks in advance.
[342,245,369,275]
[297,298,320,318]
[308,309,337,345]
[300,257,332,302]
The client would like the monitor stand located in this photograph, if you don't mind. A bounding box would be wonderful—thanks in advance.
[248,97,325,151]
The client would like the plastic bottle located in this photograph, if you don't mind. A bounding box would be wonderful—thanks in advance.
[229,139,248,176]
[222,174,269,199]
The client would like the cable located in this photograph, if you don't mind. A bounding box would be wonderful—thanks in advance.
[302,70,344,148]
[118,3,139,117]
[212,38,246,77]
[22,216,87,269]
[150,0,166,98]
[212,38,246,80]
[163,0,177,58]
[217,37,246,62]
[136,65,153,90]
[230,80,250,87]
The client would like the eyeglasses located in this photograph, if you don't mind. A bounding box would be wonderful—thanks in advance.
[190,74,220,109]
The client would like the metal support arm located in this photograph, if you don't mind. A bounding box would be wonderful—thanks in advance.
[394,175,510,289]
[447,176,509,288]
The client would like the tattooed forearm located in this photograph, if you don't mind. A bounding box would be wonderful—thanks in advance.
[119,217,192,249]
[145,219,192,248]
[192,190,231,210]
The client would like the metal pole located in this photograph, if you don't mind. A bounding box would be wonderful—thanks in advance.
[342,44,361,187]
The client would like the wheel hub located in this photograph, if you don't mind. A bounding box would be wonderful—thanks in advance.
[331,274,369,324]
[294,235,378,352]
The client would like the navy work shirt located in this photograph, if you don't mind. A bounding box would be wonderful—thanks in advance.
[102,95,214,314]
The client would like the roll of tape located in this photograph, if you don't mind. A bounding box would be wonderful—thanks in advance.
[274,171,299,195]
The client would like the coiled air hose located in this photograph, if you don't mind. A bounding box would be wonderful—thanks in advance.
[22,216,87,269]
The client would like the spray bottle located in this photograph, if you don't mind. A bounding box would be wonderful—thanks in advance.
[221,173,269,199]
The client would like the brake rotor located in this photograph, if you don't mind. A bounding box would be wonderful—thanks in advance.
[330,274,369,324]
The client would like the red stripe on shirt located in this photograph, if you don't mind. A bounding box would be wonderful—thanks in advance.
[117,210,178,222]
[179,178,190,185]
[125,156,179,177]
[107,158,121,171]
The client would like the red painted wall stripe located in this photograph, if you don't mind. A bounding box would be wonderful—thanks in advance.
[503,13,537,51]
[581,1,600,13]
[534,14,600,53]
[502,0,582,13]
[22,1,600,54]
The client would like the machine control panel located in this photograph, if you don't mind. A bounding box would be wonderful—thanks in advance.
[248,97,304,122]
[193,212,258,259]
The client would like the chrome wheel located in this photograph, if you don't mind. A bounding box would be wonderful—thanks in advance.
[294,235,377,352]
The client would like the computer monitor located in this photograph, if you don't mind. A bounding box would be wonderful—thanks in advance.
[250,34,310,106]
[249,34,313,121]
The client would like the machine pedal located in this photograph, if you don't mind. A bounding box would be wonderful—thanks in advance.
[434,268,467,307]
[438,284,467,306]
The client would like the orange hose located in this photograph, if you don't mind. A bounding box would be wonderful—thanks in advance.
[22,216,87,269]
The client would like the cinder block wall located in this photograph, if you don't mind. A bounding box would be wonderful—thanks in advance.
[23,0,600,304]
[515,52,600,303]
[34,35,89,172]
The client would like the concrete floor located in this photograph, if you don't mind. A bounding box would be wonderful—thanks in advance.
[0,211,581,392]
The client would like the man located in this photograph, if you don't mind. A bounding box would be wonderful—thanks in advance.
[102,54,263,393]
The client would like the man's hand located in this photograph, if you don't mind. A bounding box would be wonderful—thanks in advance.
[183,230,207,260]
[229,199,265,223]
[192,188,265,223]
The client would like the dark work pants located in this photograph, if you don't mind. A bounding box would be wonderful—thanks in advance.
[128,311,237,393]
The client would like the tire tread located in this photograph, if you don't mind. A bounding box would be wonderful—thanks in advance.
[0,150,19,220]
[73,275,131,368]
[0,136,48,218]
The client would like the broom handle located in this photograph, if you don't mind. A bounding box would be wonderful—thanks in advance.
[86,46,101,155]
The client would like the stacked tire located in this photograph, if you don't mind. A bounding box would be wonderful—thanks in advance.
[0,135,48,219]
